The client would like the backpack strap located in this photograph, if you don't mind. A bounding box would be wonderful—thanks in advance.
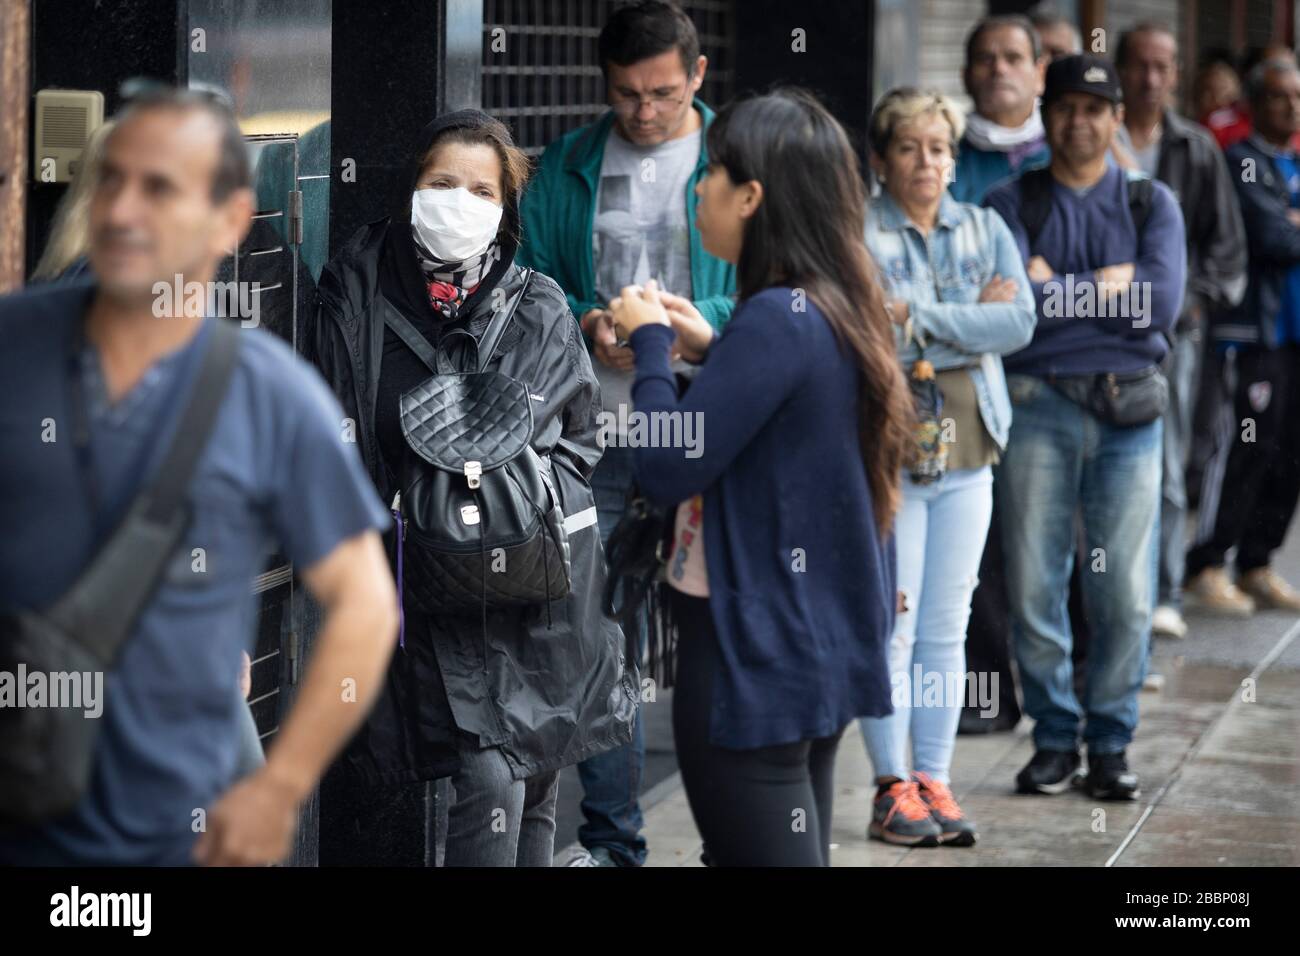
[46,319,241,664]
[1125,174,1155,235]
[382,268,534,376]
[1017,165,1056,250]
[382,299,441,374]
[475,268,533,372]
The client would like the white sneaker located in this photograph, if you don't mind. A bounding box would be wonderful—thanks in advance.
[1142,672,1166,692]
[1151,605,1188,639]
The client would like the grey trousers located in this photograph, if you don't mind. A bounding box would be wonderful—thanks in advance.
[443,736,560,867]
[1159,325,1202,608]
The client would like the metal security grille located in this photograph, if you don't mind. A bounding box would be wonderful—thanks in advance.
[482,0,734,155]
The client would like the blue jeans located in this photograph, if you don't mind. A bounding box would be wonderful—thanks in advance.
[860,466,993,784]
[575,445,647,866]
[1000,375,1159,755]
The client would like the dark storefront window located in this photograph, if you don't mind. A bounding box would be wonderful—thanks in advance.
[185,0,332,765]
[481,0,735,155]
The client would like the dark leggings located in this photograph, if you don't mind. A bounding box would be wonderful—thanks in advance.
[670,590,844,867]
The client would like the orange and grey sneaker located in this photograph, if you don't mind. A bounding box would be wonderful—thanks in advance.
[1184,566,1255,617]
[1238,567,1300,612]
[869,779,941,847]
[913,771,979,847]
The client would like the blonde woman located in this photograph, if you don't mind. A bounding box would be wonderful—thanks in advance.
[32,120,115,282]
[861,88,1035,846]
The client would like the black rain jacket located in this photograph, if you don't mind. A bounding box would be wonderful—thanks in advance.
[306,110,636,783]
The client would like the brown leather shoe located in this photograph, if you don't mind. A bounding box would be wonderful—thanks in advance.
[1238,567,1300,612]
[1184,567,1255,617]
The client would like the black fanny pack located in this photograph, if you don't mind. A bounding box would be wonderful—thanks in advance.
[1048,366,1168,427]
[0,320,239,826]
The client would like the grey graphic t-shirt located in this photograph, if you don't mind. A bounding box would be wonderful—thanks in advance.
[593,126,700,432]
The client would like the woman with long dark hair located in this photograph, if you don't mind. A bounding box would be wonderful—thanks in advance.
[610,89,913,866]
[309,110,636,866]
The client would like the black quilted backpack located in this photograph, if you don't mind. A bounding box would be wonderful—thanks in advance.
[384,269,572,617]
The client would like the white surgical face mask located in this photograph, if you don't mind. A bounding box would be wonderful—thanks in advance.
[410,186,504,262]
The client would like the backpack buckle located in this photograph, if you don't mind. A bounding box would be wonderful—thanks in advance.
[464,461,482,489]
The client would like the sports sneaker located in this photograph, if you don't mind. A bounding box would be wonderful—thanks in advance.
[564,846,619,867]
[868,780,942,847]
[1151,604,1188,639]
[1238,567,1300,612]
[913,772,978,846]
[1184,567,1255,617]
[1015,749,1083,795]
[1083,751,1141,800]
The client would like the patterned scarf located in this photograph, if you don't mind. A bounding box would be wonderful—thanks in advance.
[410,230,504,320]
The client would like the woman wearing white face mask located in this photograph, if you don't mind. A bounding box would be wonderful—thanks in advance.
[309,111,635,867]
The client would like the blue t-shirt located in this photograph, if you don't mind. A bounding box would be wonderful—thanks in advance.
[0,280,390,865]
[1272,153,1300,346]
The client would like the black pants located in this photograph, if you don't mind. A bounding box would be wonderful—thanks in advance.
[1187,344,1300,576]
[670,590,843,867]
[1188,330,1228,510]
[960,497,1024,728]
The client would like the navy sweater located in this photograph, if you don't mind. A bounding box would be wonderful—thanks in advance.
[984,164,1187,376]
[628,289,895,750]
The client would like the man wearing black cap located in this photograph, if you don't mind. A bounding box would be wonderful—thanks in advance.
[984,55,1187,800]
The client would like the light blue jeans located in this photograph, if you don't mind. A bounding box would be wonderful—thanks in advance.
[860,466,994,785]
[999,374,1159,755]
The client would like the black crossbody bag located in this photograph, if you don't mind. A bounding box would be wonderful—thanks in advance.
[1047,366,1169,427]
[0,320,240,827]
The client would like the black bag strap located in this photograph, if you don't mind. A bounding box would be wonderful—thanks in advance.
[475,268,532,373]
[383,268,534,376]
[1017,166,1055,249]
[382,300,441,373]
[46,319,241,663]
[1127,176,1154,234]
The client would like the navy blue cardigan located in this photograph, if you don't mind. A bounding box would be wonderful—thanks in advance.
[629,287,895,750]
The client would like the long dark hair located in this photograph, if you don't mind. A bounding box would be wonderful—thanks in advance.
[706,89,912,533]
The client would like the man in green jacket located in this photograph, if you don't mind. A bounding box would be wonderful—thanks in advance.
[517,0,734,869]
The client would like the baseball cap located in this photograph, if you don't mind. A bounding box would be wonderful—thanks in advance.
[1043,54,1123,107]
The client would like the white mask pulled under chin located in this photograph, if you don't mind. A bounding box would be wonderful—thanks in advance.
[410,186,504,263]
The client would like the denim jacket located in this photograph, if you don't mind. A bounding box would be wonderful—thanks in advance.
[864,191,1037,450]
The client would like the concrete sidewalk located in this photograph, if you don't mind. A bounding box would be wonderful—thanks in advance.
[622,651,1300,866]
[556,515,1300,868]
[556,571,1300,868]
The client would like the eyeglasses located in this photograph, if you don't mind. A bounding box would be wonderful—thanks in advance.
[609,80,692,116]
[119,77,235,111]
